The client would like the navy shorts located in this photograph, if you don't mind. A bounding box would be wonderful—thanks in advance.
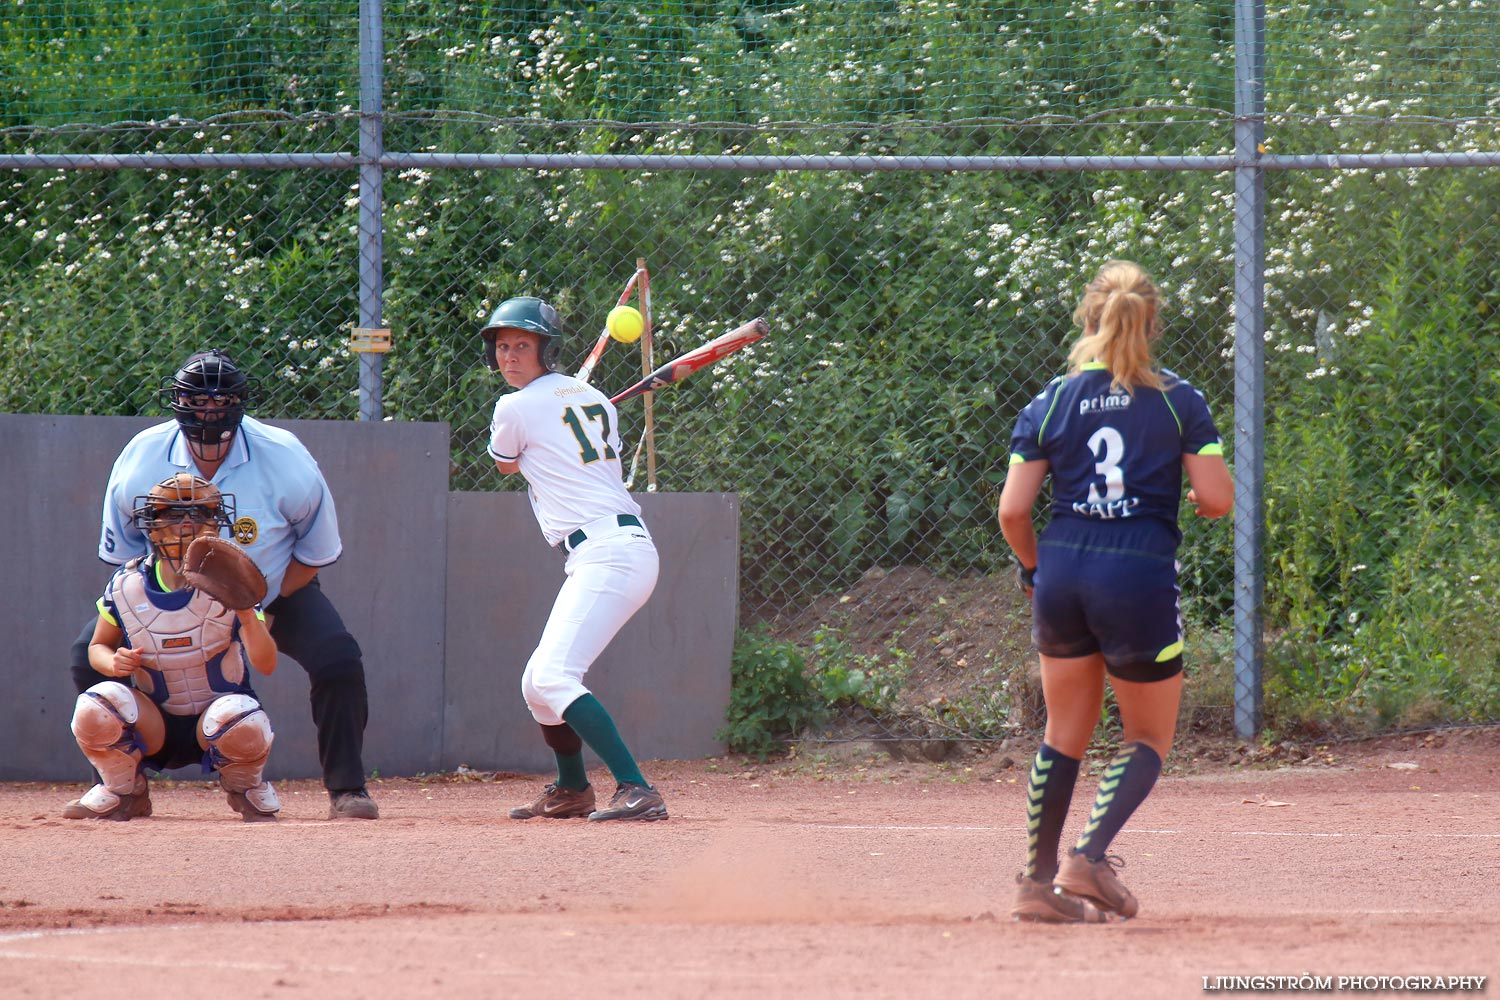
[142,710,212,774]
[1032,518,1183,678]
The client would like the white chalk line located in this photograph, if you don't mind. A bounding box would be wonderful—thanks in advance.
[790,823,1500,838]
[1225,829,1500,838]
[0,923,359,974]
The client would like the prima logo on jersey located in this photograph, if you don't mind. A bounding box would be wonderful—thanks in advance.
[1079,392,1132,415]
[233,517,258,546]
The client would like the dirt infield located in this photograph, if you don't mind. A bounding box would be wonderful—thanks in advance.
[2,730,1497,999]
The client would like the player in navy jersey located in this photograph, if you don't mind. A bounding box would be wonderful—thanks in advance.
[999,261,1232,922]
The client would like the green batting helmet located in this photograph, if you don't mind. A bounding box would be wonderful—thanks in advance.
[480,296,563,371]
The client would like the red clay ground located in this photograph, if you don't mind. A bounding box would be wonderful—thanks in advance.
[2,729,1497,999]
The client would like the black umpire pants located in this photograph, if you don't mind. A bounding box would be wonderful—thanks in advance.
[68,577,370,794]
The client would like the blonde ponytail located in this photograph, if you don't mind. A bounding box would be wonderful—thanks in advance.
[1067,260,1164,393]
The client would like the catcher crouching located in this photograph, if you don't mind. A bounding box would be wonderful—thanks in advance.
[65,473,281,822]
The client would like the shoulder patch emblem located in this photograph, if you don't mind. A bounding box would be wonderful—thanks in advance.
[233,516,258,546]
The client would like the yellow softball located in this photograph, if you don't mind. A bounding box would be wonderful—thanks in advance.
[607,305,645,344]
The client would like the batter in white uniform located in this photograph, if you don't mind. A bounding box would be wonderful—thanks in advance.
[482,295,667,822]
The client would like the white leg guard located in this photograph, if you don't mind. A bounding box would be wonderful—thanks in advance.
[71,682,145,795]
[200,694,274,793]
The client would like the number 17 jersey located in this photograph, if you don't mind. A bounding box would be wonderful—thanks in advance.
[1008,363,1224,541]
[487,372,641,548]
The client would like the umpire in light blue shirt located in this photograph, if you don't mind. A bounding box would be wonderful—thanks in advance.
[67,349,379,820]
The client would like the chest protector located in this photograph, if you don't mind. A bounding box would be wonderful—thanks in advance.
[110,559,250,716]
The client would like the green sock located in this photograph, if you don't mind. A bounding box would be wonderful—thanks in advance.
[562,694,647,788]
[555,751,589,791]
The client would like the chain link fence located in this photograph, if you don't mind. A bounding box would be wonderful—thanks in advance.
[2,2,1498,747]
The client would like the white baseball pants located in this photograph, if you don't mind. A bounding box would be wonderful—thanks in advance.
[521,531,659,725]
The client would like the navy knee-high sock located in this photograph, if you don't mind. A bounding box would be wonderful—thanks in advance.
[1073,742,1163,860]
[1023,743,1081,882]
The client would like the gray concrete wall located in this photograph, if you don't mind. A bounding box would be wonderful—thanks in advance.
[442,491,738,774]
[2,414,734,782]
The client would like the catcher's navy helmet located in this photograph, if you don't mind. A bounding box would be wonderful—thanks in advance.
[158,349,257,450]
[479,297,563,371]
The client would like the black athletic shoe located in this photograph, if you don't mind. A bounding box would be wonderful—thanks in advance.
[587,782,668,822]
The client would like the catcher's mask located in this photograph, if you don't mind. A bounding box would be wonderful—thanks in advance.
[132,473,236,573]
[479,296,563,372]
[159,349,258,461]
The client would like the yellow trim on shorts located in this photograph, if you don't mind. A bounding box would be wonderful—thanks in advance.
[1156,640,1184,662]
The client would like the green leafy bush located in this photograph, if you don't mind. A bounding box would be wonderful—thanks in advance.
[716,627,831,760]
[806,625,908,714]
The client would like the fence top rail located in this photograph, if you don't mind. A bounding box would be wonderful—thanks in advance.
[0,153,359,171]
[3,151,1500,173]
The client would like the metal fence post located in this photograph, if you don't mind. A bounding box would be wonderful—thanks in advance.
[1233,0,1267,740]
[357,0,386,421]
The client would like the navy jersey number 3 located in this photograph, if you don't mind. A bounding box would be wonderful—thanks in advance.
[1009,361,1223,542]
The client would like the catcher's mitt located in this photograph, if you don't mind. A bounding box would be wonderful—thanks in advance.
[183,536,267,611]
